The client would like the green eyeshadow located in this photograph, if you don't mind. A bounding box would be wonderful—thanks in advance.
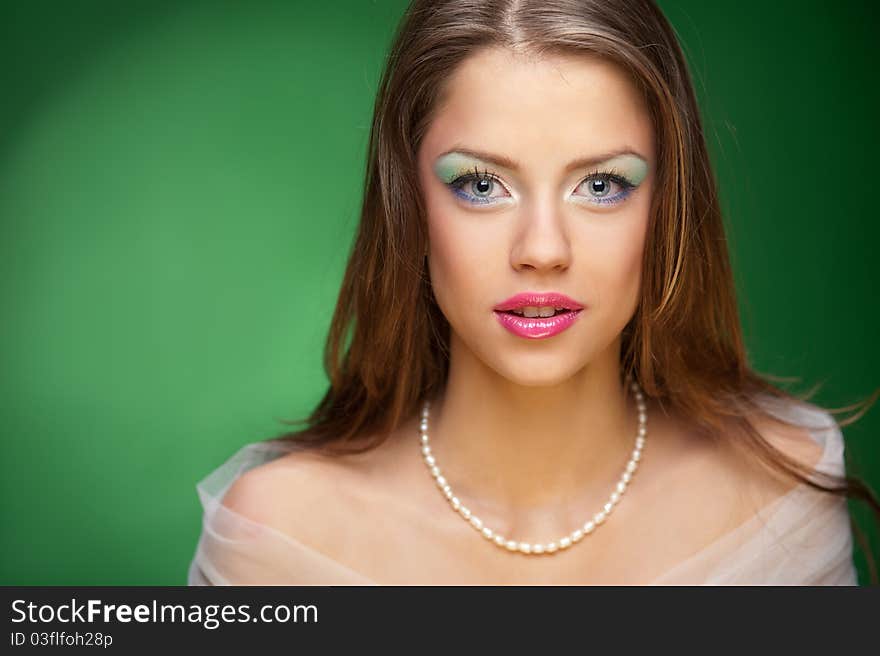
[433,150,649,186]
[433,152,484,184]
[598,154,649,186]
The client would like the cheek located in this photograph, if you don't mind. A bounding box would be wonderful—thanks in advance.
[426,212,497,318]
[421,168,507,317]
[584,215,648,318]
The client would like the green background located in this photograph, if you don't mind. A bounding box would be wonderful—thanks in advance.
[1,0,877,584]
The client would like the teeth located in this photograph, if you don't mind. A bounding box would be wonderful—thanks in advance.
[512,305,564,318]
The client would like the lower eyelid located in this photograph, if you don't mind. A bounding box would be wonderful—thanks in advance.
[571,187,635,206]
[451,186,497,204]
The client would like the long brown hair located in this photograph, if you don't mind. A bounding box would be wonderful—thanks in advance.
[273,0,880,582]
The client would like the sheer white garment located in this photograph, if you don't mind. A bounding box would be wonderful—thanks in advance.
[187,395,859,585]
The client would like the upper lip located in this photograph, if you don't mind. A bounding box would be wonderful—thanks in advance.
[493,292,585,312]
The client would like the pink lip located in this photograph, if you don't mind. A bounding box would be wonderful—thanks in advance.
[493,292,585,312]
[492,291,586,339]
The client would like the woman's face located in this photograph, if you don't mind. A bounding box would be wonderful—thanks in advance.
[417,47,656,386]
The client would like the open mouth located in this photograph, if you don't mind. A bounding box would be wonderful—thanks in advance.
[498,308,576,318]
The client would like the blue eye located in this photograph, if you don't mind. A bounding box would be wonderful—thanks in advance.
[445,167,638,206]
[574,172,636,206]
[447,168,511,205]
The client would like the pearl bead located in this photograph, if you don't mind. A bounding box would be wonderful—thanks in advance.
[417,379,647,556]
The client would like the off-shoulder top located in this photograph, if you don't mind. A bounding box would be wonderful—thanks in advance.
[186,394,859,585]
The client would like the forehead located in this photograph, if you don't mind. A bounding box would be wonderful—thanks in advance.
[422,47,655,169]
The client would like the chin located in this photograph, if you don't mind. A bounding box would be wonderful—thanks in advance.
[492,360,585,388]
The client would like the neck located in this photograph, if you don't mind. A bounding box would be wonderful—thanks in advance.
[426,334,642,537]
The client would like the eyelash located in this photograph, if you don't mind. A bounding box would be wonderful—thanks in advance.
[447,165,637,206]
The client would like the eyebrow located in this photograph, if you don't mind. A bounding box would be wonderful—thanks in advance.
[439,146,647,172]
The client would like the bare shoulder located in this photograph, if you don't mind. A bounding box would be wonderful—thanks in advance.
[220,444,376,549]
[720,402,828,504]
[647,398,824,478]
[639,399,829,551]
[739,405,825,468]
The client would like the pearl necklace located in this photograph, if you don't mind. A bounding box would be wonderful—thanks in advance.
[418,376,647,555]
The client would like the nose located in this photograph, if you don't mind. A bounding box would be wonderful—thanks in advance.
[509,201,572,273]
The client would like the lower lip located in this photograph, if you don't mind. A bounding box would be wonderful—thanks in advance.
[493,309,584,339]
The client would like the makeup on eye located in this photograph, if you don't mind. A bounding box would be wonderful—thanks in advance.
[447,165,513,205]
[570,168,637,206]
[433,150,649,208]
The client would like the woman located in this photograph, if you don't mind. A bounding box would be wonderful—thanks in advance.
[188,0,878,585]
